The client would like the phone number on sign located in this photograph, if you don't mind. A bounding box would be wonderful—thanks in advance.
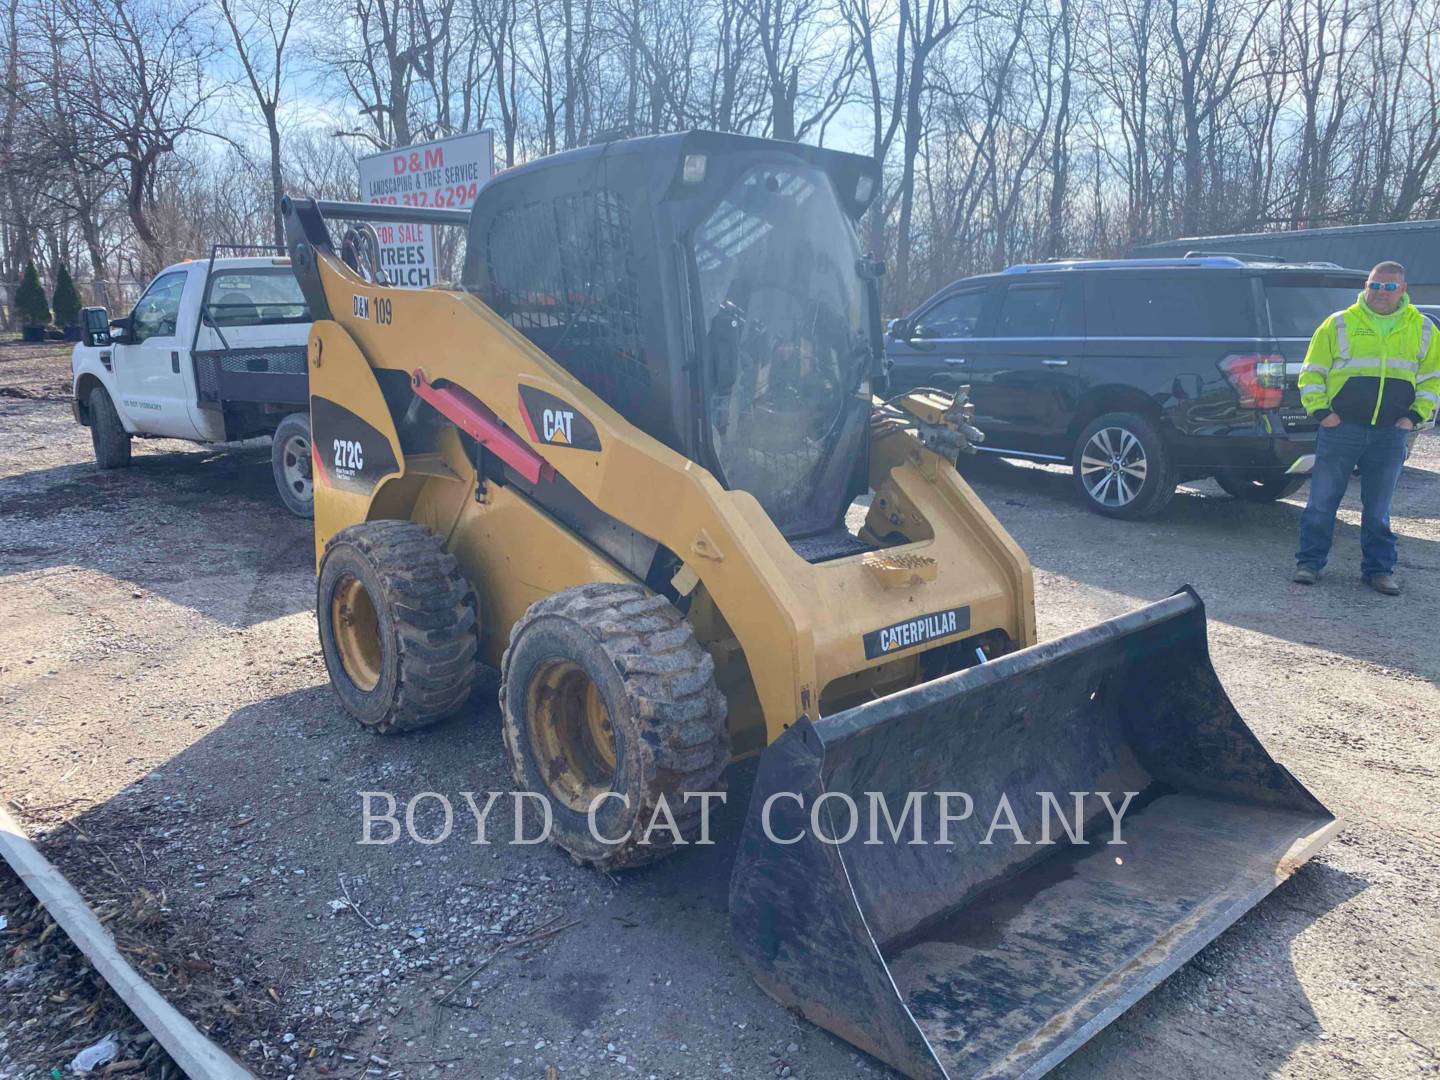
[369,183,480,208]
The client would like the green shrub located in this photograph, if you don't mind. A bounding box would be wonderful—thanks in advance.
[52,264,82,328]
[15,261,51,328]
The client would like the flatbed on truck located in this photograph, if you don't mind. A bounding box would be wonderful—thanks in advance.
[70,247,315,516]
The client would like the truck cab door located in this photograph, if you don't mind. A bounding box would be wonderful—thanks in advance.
[113,268,202,439]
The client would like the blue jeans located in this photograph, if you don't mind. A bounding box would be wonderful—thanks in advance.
[1296,421,1409,576]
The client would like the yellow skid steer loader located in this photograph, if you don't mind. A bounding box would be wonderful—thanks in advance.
[283,131,1338,1079]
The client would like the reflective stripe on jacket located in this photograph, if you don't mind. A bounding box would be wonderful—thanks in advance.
[1298,294,1440,426]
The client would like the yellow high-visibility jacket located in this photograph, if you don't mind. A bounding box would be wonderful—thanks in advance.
[1299,294,1440,426]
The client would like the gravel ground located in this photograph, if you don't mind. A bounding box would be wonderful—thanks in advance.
[1,336,1437,1079]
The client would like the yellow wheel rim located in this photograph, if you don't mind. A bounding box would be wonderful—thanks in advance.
[526,659,617,812]
[332,574,383,692]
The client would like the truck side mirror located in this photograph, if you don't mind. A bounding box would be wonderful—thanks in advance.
[887,318,910,340]
[80,307,111,347]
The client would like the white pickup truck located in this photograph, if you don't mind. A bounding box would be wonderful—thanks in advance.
[70,253,315,516]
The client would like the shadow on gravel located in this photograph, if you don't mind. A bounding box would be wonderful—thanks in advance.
[0,443,312,628]
[963,453,1439,683]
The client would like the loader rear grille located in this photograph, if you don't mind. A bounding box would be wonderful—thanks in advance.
[481,188,649,417]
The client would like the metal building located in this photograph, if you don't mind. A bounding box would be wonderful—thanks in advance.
[1134,219,1440,303]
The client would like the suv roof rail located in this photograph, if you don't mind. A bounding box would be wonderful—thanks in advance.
[1002,256,1248,273]
[1183,250,1284,263]
[1182,249,1344,269]
[1003,253,1353,274]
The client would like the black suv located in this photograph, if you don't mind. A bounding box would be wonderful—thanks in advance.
[885,255,1368,518]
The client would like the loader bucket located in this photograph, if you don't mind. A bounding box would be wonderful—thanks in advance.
[730,588,1339,1080]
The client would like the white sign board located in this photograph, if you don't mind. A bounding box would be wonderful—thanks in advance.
[357,130,494,287]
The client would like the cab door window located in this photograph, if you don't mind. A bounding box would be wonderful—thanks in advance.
[912,289,987,340]
[130,271,188,343]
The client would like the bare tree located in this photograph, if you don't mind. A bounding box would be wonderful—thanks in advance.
[894,0,977,300]
[1043,0,1078,257]
[329,0,455,148]
[1082,0,1162,240]
[51,0,219,272]
[1358,0,1440,219]
[0,2,35,292]
[1165,0,1274,233]
[743,0,852,140]
[219,0,303,249]
[837,0,907,255]
[7,0,1440,311]
[1285,0,1355,225]
[287,129,363,200]
[472,0,520,164]
[28,0,122,287]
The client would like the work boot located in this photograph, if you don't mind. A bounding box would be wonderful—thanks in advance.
[1292,566,1319,585]
[1363,574,1401,596]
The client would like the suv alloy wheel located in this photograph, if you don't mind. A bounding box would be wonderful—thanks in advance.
[1072,412,1177,519]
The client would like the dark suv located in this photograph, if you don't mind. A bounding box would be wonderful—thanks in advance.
[886,255,1368,518]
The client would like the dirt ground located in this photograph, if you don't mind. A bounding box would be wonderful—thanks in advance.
[1,336,1437,1080]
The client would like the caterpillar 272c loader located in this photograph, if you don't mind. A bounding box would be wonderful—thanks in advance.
[283,131,1339,1079]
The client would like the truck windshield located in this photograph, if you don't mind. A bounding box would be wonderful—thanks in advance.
[694,164,868,535]
[204,268,309,327]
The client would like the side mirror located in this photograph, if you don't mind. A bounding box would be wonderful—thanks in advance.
[888,318,911,340]
[81,307,111,347]
[108,318,129,343]
[855,256,887,280]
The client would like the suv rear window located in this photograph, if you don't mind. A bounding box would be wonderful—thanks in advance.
[1084,274,1255,337]
[1264,278,1362,338]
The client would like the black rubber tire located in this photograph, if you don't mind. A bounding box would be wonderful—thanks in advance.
[271,412,314,519]
[88,385,131,470]
[501,582,729,871]
[1213,469,1308,502]
[317,521,478,734]
[1071,411,1177,520]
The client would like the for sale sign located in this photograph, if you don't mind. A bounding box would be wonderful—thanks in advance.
[357,131,494,288]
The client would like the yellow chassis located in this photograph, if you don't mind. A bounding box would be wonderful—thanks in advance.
[307,254,1035,756]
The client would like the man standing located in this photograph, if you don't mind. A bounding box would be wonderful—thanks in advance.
[1294,261,1440,594]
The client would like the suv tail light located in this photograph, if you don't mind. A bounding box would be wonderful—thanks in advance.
[1220,353,1285,409]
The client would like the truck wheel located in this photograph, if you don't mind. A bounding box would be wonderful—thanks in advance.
[317,521,478,734]
[501,583,729,871]
[271,412,314,518]
[1213,469,1307,502]
[88,386,131,470]
[1072,412,1176,520]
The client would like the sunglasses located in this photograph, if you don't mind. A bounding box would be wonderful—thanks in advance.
[1367,281,1402,291]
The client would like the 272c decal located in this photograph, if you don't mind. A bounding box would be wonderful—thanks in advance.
[333,439,364,474]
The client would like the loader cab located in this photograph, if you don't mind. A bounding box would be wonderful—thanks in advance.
[462,131,882,539]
